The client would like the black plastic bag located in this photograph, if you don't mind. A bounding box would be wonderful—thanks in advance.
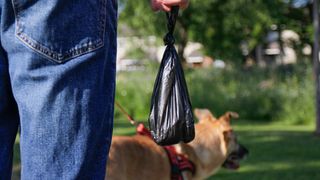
[148,7,195,146]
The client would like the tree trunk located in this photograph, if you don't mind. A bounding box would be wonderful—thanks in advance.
[313,0,320,135]
[278,24,285,66]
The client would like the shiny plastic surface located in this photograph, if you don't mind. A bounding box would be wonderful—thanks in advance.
[148,7,195,146]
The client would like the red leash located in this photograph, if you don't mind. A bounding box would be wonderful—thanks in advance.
[115,101,151,137]
[114,101,137,126]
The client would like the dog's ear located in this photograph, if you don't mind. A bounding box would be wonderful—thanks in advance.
[194,108,216,122]
[219,111,239,123]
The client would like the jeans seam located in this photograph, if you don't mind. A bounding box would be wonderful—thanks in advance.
[11,0,107,63]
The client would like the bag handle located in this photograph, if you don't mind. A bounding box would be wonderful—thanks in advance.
[164,6,179,45]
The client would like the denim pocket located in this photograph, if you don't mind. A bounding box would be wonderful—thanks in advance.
[12,0,107,63]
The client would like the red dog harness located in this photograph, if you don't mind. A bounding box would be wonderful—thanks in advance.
[136,124,195,180]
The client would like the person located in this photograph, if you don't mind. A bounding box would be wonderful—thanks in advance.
[0,0,188,179]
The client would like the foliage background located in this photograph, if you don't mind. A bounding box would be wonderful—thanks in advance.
[115,62,315,125]
[119,0,314,61]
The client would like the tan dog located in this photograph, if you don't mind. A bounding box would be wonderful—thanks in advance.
[106,109,248,180]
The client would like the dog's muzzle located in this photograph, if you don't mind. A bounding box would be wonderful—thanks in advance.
[222,144,249,170]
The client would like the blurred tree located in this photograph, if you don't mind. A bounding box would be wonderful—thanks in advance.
[311,0,320,135]
[188,0,284,61]
[118,0,189,61]
[288,0,320,135]
[119,0,314,62]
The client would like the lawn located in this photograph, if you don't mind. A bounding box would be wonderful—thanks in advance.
[113,119,320,180]
[212,121,320,180]
[12,119,320,180]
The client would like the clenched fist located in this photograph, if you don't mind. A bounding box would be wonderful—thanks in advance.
[151,0,189,12]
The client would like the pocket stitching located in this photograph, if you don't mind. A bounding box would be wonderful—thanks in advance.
[12,0,107,63]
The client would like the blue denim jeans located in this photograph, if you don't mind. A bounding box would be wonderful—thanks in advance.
[0,0,117,179]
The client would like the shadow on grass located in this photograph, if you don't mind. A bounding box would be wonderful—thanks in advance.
[213,167,320,180]
[210,130,320,180]
[12,123,320,180]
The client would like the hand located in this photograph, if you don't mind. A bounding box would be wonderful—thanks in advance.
[151,0,189,12]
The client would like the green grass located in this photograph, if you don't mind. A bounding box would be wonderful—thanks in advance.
[12,120,320,180]
[12,137,20,180]
[112,119,320,180]
[213,122,320,180]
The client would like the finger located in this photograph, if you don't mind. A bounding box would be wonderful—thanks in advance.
[151,0,172,12]
[160,3,171,12]
[163,0,189,9]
